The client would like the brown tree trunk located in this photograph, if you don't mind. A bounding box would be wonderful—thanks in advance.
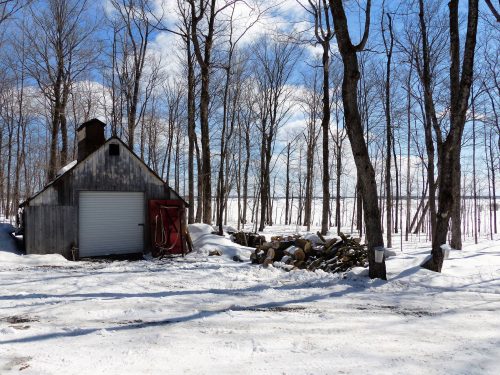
[393,136,400,235]
[356,179,363,237]
[489,131,497,234]
[48,106,60,181]
[417,0,438,241]
[199,65,212,224]
[187,38,195,223]
[60,82,70,166]
[320,41,331,235]
[423,0,479,272]
[217,65,231,235]
[242,124,250,225]
[259,131,270,231]
[330,0,386,279]
[195,135,203,223]
[285,142,291,225]
[189,0,221,225]
[5,120,13,218]
[382,11,394,248]
[450,154,463,249]
[302,0,333,235]
[405,63,412,241]
[60,111,68,166]
[471,89,478,244]
[336,141,342,235]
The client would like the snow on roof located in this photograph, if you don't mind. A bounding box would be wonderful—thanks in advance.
[56,160,77,177]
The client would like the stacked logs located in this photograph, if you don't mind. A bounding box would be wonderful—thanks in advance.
[232,232,266,248]
[245,232,368,274]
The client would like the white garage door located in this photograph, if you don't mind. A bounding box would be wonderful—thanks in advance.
[79,191,144,257]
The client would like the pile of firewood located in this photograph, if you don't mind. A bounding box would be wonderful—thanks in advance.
[244,232,367,274]
[231,231,266,248]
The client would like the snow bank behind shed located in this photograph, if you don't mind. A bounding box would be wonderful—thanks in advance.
[188,223,253,260]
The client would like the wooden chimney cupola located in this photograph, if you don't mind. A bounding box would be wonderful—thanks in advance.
[77,119,106,162]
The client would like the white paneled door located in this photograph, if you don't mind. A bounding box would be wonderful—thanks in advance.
[79,191,144,257]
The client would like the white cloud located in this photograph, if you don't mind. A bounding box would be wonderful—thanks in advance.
[148,30,184,78]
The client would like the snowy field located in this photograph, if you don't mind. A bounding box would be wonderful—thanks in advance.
[0,222,499,375]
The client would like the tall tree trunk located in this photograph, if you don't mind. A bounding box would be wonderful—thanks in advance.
[393,138,400,234]
[321,39,331,235]
[304,135,314,231]
[489,131,497,234]
[217,65,231,235]
[330,0,386,279]
[450,154,463,249]
[383,11,394,248]
[186,37,195,223]
[48,105,60,181]
[405,63,412,241]
[356,178,363,237]
[423,0,479,272]
[417,0,438,241]
[259,130,267,231]
[60,112,68,166]
[60,82,70,166]
[285,142,291,226]
[336,140,342,235]
[237,122,242,230]
[242,126,250,226]
[189,0,219,225]
[199,65,212,224]
[5,121,13,218]
[195,136,203,223]
[484,124,493,239]
[13,121,22,220]
[334,91,343,235]
[472,89,478,244]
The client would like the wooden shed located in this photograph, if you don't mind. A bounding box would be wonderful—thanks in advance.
[20,119,189,259]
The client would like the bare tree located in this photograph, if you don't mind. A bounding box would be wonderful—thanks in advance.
[329,0,386,279]
[238,86,257,227]
[381,3,394,249]
[156,0,200,223]
[215,3,262,234]
[23,0,97,180]
[330,64,346,235]
[299,70,321,231]
[253,36,299,232]
[107,0,161,150]
[0,0,28,25]
[186,0,240,224]
[298,0,334,235]
[404,57,414,242]
[160,78,185,184]
[423,0,479,272]
[485,0,500,22]
[410,0,447,243]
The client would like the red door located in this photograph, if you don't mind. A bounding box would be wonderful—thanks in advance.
[149,200,186,256]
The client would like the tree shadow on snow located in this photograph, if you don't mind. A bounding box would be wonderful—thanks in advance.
[0,281,374,345]
[2,272,497,346]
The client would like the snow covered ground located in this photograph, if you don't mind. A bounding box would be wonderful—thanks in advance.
[0,222,499,375]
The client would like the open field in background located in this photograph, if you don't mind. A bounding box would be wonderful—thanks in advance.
[221,197,499,243]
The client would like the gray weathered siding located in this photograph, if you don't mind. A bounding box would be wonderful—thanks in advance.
[30,186,58,206]
[25,206,77,258]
